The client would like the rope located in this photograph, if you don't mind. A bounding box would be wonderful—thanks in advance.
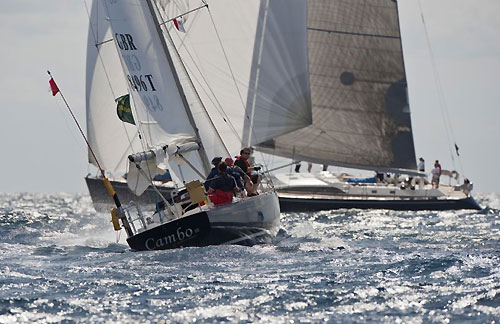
[417,0,464,175]
[204,3,274,175]
[154,2,231,157]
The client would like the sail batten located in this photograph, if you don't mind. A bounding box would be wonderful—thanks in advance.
[308,27,401,39]
[259,0,417,171]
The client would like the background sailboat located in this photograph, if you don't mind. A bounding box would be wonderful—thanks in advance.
[255,0,480,211]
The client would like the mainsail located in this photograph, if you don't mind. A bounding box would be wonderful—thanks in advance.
[258,0,418,172]
[104,0,211,184]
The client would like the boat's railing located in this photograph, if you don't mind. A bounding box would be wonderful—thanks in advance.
[122,200,176,236]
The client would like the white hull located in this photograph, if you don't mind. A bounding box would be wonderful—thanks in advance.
[273,171,480,211]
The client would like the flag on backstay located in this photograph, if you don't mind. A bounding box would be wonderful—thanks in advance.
[115,94,135,125]
[173,17,186,32]
[49,77,59,96]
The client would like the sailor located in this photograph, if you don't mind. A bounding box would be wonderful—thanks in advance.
[235,148,261,195]
[225,157,247,189]
[431,160,442,188]
[307,162,312,172]
[234,148,256,174]
[295,161,301,173]
[208,162,238,205]
[418,157,425,172]
[414,157,426,188]
[204,156,222,190]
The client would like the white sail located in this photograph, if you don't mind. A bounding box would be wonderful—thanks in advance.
[158,0,311,154]
[104,0,209,183]
[86,0,142,175]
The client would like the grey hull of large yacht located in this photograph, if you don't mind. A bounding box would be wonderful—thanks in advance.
[278,195,481,212]
[85,176,175,213]
[126,192,280,251]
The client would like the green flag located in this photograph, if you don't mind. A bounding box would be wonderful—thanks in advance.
[115,94,135,125]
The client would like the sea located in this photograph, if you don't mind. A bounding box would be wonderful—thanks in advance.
[0,193,499,323]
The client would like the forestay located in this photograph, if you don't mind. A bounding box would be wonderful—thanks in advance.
[258,0,418,172]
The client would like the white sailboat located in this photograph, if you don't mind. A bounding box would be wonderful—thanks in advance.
[84,0,312,250]
[257,0,480,211]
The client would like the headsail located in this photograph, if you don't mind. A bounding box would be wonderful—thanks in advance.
[258,0,417,171]
[86,0,142,175]
[159,0,311,155]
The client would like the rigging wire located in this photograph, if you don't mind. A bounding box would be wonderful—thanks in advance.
[417,0,464,175]
[166,13,242,143]
[204,1,272,174]
[153,1,231,157]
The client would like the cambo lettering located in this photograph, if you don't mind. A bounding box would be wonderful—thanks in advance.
[144,227,195,250]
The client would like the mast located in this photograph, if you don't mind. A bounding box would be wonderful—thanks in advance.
[145,0,211,175]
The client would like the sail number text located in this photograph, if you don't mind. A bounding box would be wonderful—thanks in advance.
[115,33,163,112]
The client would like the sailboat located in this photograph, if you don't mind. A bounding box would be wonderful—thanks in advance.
[255,0,481,212]
[83,0,313,250]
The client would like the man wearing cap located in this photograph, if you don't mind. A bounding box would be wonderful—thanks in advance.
[234,148,262,196]
[204,156,222,190]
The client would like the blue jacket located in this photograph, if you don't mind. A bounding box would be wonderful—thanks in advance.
[204,168,219,190]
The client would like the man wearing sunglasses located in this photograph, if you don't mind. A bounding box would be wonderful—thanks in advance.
[235,147,261,196]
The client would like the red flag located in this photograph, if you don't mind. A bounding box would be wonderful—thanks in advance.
[49,77,59,96]
[173,18,186,33]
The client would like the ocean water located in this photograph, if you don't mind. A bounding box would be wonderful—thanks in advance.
[0,193,499,323]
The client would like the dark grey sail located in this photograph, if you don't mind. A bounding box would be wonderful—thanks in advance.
[258,0,417,172]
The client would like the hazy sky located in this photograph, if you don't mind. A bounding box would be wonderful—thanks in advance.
[0,0,499,194]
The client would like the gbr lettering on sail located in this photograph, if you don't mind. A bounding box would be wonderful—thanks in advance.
[107,0,198,142]
[115,32,163,112]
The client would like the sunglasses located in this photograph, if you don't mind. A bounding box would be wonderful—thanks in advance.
[242,152,250,154]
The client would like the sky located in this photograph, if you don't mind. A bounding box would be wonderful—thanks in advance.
[0,0,499,194]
